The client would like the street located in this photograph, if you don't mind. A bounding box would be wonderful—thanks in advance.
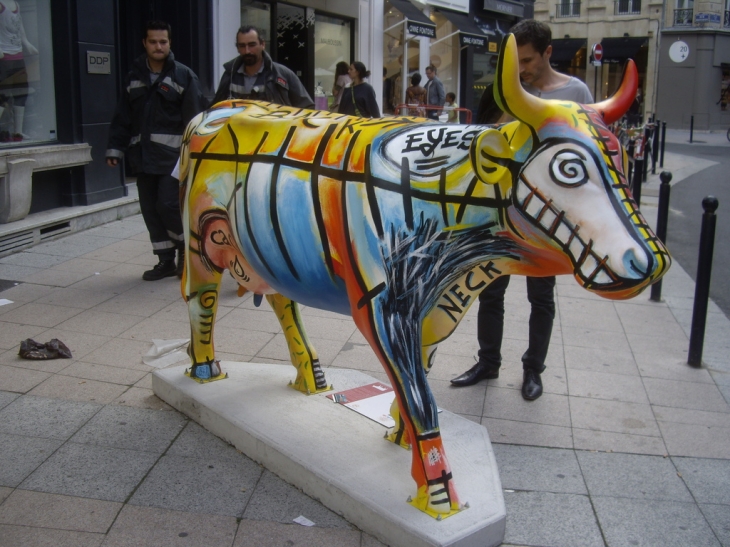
[664,142,730,319]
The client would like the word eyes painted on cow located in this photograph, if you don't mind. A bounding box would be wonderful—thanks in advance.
[381,126,482,177]
[436,261,502,322]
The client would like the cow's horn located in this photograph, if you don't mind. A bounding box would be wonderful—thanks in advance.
[494,34,546,129]
[588,60,638,124]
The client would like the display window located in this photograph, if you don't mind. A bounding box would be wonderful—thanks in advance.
[314,13,352,110]
[0,0,56,147]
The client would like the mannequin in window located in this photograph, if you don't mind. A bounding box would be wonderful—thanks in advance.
[0,0,38,140]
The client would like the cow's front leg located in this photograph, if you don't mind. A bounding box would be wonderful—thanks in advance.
[385,344,437,449]
[353,304,461,517]
[265,294,329,394]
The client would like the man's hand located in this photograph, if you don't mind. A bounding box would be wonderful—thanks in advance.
[106,158,119,167]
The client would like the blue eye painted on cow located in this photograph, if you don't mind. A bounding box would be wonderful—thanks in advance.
[549,149,589,188]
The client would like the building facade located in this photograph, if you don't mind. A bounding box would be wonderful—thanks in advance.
[532,0,663,120]
[655,0,730,129]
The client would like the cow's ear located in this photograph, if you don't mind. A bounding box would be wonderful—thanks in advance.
[472,128,513,185]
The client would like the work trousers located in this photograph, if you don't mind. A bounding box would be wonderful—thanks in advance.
[476,275,556,373]
[137,173,184,261]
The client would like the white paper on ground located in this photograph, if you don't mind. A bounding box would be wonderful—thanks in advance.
[0,299,13,306]
[293,515,315,526]
[143,339,190,368]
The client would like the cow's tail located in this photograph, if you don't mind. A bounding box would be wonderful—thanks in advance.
[178,111,207,197]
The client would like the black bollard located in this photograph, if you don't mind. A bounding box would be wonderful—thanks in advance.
[650,171,672,302]
[652,121,659,175]
[632,156,643,205]
[660,121,667,168]
[688,196,719,367]
[642,125,651,183]
[689,115,694,143]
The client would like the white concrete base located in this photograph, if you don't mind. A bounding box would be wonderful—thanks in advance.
[153,363,506,547]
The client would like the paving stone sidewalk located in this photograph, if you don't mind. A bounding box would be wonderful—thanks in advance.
[0,142,728,546]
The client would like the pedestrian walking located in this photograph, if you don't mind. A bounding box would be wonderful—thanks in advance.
[337,62,381,118]
[405,72,426,117]
[106,20,206,281]
[424,65,445,120]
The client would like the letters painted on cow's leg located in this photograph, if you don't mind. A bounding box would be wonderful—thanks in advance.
[265,293,330,394]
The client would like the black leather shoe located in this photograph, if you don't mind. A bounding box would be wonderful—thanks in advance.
[143,259,177,281]
[521,370,543,400]
[450,362,499,387]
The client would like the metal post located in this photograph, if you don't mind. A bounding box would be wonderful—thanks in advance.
[650,171,672,302]
[652,120,659,175]
[660,121,667,168]
[642,125,650,183]
[689,115,694,143]
[688,196,719,367]
[632,156,643,205]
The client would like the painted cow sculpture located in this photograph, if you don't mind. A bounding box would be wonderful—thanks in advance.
[178,35,670,517]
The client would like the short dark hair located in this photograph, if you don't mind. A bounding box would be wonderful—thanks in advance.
[411,73,422,86]
[426,65,437,73]
[351,61,370,80]
[237,25,264,43]
[445,92,456,101]
[509,19,551,55]
[145,20,171,41]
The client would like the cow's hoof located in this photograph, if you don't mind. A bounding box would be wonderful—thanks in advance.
[409,485,462,520]
[185,361,227,383]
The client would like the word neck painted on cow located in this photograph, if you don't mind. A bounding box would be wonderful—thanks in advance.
[177,34,669,518]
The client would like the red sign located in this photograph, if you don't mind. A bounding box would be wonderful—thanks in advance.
[592,43,603,62]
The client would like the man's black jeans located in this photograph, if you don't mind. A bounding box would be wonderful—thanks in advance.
[476,275,556,373]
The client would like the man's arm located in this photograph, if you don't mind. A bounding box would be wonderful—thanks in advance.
[181,70,207,124]
[212,68,232,106]
[106,77,133,166]
[286,72,314,109]
[436,79,446,106]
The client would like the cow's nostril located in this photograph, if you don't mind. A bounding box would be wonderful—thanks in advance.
[625,247,650,278]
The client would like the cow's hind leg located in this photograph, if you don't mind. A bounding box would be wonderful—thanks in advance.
[266,294,329,394]
[183,214,225,382]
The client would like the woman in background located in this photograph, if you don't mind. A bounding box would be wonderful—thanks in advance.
[330,61,351,112]
[405,72,426,117]
[338,62,380,118]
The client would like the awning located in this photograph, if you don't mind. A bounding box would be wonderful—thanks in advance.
[549,38,586,64]
[600,37,648,61]
[435,9,490,48]
[388,0,436,38]
[483,0,524,18]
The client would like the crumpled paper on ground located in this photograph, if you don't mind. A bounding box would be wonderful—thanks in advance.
[19,339,73,360]
[143,339,190,368]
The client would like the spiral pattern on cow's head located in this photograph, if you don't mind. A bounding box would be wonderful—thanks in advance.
[549,150,589,187]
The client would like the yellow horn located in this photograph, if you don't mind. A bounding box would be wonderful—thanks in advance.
[494,34,547,130]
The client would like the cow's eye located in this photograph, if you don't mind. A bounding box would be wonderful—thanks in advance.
[549,150,589,187]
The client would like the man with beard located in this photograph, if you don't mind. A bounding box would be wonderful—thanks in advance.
[107,20,206,281]
[212,26,313,108]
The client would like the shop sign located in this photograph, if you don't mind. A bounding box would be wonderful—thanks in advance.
[461,34,486,48]
[483,0,525,17]
[87,51,111,74]
[407,21,436,38]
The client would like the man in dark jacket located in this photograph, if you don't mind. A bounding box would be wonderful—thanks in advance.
[212,26,313,108]
[424,65,445,120]
[106,21,206,281]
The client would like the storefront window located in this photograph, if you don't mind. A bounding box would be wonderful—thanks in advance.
[0,0,56,147]
[429,11,459,103]
[383,2,406,113]
[314,13,351,110]
[241,1,271,42]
